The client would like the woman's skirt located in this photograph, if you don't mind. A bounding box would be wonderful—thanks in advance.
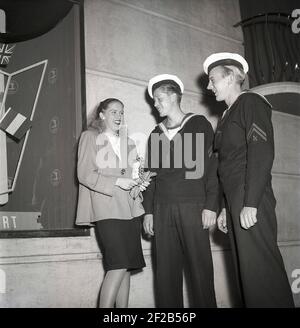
[94,217,146,271]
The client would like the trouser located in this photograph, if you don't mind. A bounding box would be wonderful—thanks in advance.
[153,202,217,308]
[225,184,294,308]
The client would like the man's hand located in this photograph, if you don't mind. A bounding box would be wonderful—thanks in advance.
[217,208,228,234]
[240,206,257,230]
[143,214,154,236]
[202,209,217,229]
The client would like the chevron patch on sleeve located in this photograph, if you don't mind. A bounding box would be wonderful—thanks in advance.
[247,123,267,142]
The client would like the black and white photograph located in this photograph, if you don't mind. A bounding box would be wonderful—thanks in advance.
[0,0,299,318]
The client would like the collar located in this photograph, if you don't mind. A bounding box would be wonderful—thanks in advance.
[158,113,198,140]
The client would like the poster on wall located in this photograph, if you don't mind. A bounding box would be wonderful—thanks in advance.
[0,5,85,234]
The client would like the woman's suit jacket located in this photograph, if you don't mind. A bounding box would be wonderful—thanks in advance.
[76,129,145,226]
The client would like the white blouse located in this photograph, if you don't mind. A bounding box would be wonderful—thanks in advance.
[104,132,121,159]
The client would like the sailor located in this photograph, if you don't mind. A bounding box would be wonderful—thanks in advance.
[203,52,294,307]
[143,74,218,307]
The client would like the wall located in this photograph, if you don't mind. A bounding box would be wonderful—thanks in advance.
[85,0,244,136]
[85,0,245,307]
[251,82,300,307]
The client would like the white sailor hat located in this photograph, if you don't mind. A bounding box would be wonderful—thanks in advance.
[203,52,249,75]
[147,74,184,98]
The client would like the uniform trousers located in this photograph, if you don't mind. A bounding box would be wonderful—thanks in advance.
[225,184,294,307]
[153,202,217,308]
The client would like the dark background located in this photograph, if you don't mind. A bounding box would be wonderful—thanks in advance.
[0,4,84,232]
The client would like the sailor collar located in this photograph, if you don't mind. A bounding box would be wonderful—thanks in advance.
[158,113,197,140]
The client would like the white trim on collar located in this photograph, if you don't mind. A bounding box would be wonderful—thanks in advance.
[158,113,198,140]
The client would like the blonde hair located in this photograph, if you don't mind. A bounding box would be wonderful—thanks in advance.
[221,65,246,86]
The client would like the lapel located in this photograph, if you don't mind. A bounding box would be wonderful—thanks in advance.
[216,91,250,133]
[214,105,236,151]
[214,91,251,151]
[96,133,121,168]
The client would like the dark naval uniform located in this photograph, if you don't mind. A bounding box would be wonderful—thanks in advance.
[143,113,218,308]
[214,91,294,307]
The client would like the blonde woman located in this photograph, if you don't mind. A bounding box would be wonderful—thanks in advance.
[76,98,149,308]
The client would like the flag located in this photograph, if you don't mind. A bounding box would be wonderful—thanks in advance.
[0,107,32,140]
[0,44,16,67]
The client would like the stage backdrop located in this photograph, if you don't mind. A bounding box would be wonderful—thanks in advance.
[0,4,86,235]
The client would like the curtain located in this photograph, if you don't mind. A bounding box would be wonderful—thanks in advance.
[239,0,300,87]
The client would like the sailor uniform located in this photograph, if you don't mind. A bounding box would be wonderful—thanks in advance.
[143,113,218,307]
[214,92,294,307]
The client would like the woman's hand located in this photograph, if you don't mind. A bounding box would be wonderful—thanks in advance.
[115,178,138,190]
[135,171,157,192]
[139,180,150,192]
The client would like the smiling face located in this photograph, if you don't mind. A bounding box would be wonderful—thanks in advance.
[153,87,176,117]
[100,101,124,134]
[207,66,231,102]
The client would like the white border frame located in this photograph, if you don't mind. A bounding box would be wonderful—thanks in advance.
[0,60,48,195]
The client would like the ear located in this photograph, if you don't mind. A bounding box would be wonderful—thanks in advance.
[227,71,234,85]
[170,92,177,103]
[99,112,105,120]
